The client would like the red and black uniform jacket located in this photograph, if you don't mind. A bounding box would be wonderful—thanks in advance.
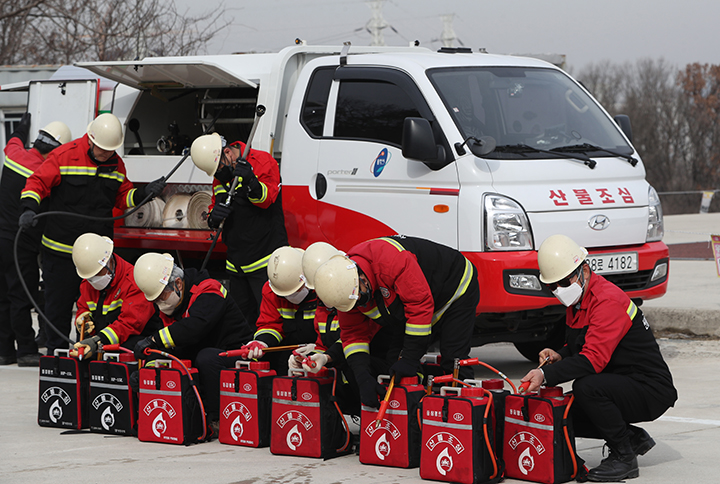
[543,272,678,415]
[209,142,288,276]
[253,281,318,348]
[0,137,46,245]
[76,255,162,346]
[20,134,140,257]
[340,235,476,376]
[155,268,253,359]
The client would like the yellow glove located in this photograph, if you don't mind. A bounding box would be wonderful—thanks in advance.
[70,336,101,360]
[75,311,95,335]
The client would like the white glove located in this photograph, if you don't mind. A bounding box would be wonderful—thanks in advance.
[244,340,268,359]
[74,311,95,335]
[294,343,316,357]
[288,353,303,370]
[302,353,329,373]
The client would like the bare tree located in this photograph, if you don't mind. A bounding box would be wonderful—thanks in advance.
[0,0,229,64]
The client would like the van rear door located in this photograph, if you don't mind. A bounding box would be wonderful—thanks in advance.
[26,79,98,144]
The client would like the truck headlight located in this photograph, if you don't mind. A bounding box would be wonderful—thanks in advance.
[647,185,664,242]
[484,194,533,251]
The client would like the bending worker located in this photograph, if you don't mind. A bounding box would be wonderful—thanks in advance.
[191,132,288,329]
[313,235,479,408]
[0,113,70,366]
[70,233,162,359]
[132,252,254,431]
[18,113,165,356]
[520,234,677,482]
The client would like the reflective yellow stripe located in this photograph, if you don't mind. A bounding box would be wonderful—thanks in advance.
[431,258,474,325]
[220,285,227,298]
[59,166,97,176]
[343,342,370,358]
[241,254,271,273]
[278,308,316,319]
[405,322,432,337]
[360,306,382,320]
[97,172,125,183]
[104,299,123,314]
[158,327,175,348]
[377,236,405,252]
[248,181,268,204]
[330,320,339,332]
[87,301,97,311]
[20,190,41,204]
[627,301,638,320]
[100,327,119,345]
[126,188,137,208]
[318,321,327,333]
[214,185,227,196]
[4,157,33,178]
[254,328,282,343]
[226,260,238,273]
[41,235,73,254]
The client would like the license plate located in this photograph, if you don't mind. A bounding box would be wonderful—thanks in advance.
[586,252,638,275]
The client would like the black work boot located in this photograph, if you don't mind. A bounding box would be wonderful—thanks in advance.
[629,425,656,456]
[587,440,639,482]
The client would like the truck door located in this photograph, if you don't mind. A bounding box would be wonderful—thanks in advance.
[27,79,99,145]
[315,67,459,250]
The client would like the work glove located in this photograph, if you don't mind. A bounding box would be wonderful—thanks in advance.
[288,353,303,370]
[11,112,31,144]
[18,210,37,230]
[242,340,268,360]
[302,353,329,373]
[134,335,159,360]
[207,202,233,229]
[143,177,167,200]
[356,371,384,409]
[233,161,262,199]
[72,335,101,359]
[288,344,316,370]
[74,311,95,335]
[390,357,422,380]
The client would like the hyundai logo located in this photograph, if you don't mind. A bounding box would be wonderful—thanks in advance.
[588,214,610,231]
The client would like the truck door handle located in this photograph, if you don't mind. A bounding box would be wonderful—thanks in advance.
[315,173,327,200]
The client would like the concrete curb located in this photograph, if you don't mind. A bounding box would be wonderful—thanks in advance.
[645,307,720,338]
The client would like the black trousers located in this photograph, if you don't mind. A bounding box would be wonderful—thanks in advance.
[228,268,267,331]
[41,248,81,356]
[430,264,480,381]
[194,347,245,421]
[0,237,40,357]
[571,373,670,448]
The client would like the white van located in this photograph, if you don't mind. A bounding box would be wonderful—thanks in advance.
[7,43,668,357]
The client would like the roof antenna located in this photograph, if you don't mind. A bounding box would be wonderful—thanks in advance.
[340,41,351,66]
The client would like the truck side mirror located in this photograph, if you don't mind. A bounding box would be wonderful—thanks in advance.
[614,114,633,143]
[402,117,446,168]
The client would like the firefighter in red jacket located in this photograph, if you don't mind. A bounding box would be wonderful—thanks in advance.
[191,133,288,329]
[0,114,70,366]
[241,246,320,375]
[132,252,254,427]
[18,113,166,356]
[520,234,678,482]
[69,233,161,359]
[313,235,480,408]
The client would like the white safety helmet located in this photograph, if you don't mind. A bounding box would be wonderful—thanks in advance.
[537,234,588,284]
[267,246,306,296]
[87,113,124,151]
[191,133,223,177]
[40,121,72,146]
[134,252,175,301]
[313,255,359,312]
[72,233,114,279]
[301,241,343,290]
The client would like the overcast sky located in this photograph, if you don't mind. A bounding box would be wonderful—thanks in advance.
[176,0,720,73]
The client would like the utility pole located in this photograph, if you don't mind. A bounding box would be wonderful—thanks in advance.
[440,14,457,48]
[366,0,388,46]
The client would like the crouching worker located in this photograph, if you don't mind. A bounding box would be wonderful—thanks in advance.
[240,246,319,375]
[520,234,677,482]
[132,252,254,433]
[70,233,162,359]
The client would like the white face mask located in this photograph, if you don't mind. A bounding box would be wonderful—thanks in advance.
[88,272,112,291]
[157,288,182,315]
[552,282,583,307]
[285,286,309,305]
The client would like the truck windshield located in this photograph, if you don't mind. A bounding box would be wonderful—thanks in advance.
[427,67,632,159]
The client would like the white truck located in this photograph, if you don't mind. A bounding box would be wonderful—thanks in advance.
[5,43,669,358]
